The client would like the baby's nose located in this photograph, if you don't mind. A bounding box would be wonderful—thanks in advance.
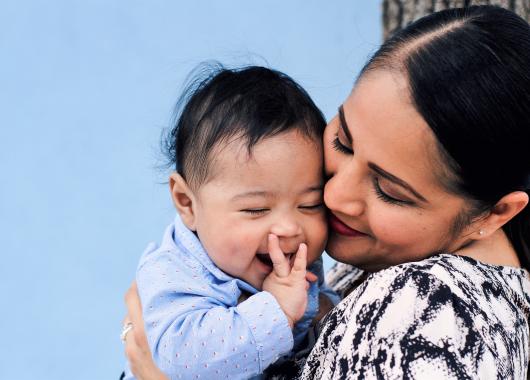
[270,218,303,238]
[277,237,306,256]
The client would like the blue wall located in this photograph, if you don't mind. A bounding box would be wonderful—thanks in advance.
[0,1,380,378]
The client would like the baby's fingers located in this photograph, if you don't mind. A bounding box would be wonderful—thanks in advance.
[268,234,290,278]
[306,271,318,283]
[291,243,308,278]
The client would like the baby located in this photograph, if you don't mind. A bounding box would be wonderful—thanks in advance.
[124,66,338,379]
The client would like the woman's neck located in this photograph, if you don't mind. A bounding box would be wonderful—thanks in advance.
[455,229,521,268]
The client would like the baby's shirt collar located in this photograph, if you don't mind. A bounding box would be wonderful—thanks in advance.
[161,213,259,295]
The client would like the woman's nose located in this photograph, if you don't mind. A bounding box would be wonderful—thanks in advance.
[324,162,365,217]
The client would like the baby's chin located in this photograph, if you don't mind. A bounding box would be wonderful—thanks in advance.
[245,276,265,292]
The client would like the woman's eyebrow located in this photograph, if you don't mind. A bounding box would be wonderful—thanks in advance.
[339,104,427,203]
[368,162,428,203]
[338,105,353,144]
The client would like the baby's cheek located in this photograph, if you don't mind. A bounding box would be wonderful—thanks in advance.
[307,220,328,265]
[307,248,323,266]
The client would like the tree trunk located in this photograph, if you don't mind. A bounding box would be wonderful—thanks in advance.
[382,0,530,40]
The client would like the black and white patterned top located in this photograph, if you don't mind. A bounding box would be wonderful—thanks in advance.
[299,254,530,379]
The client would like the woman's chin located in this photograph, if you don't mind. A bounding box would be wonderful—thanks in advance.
[326,233,370,265]
[326,236,389,272]
[327,244,364,267]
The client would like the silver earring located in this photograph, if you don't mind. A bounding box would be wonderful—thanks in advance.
[478,229,485,236]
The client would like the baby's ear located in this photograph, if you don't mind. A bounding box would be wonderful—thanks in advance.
[169,172,197,231]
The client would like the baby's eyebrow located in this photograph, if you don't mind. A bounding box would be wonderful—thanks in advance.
[230,186,322,202]
[230,191,270,202]
[301,186,323,195]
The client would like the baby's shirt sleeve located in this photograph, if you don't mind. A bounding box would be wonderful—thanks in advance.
[136,247,294,380]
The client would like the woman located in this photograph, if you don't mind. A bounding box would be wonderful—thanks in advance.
[122,6,530,379]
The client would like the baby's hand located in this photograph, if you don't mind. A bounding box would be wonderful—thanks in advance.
[262,234,318,328]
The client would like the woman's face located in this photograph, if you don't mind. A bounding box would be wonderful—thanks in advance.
[324,71,472,271]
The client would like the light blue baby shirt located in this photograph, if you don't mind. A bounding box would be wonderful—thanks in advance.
[123,215,337,380]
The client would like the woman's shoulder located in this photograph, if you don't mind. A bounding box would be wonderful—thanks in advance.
[325,256,459,326]
[328,253,530,310]
[392,252,529,280]
[375,253,530,308]
[303,255,530,379]
[320,253,530,351]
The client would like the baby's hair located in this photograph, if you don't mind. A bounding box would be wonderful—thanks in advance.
[162,63,326,189]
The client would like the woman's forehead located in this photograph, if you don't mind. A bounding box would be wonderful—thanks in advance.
[343,71,443,193]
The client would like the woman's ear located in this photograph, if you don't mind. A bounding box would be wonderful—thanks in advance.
[474,191,529,238]
[169,172,197,231]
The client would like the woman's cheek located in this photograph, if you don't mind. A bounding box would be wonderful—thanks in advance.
[370,210,423,248]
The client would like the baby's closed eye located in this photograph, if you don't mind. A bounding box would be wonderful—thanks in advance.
[240,208,269,215]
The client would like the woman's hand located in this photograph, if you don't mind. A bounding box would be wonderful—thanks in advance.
[123,282,168,380]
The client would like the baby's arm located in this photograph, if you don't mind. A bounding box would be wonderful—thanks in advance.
[136,250,294,379]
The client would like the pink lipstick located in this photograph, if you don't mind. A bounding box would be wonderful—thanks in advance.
[328,213,367,237]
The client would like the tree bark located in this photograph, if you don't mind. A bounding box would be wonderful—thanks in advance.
[382,0,530,40]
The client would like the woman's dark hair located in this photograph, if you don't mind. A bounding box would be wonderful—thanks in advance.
[361,6,530,269]
[163,64,326,188]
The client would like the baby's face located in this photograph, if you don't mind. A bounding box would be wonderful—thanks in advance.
[192,130,327,290]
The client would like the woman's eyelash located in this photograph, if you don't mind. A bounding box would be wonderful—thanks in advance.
[332,135,353,154]
[372,177,411,206]
[332,131,412,207]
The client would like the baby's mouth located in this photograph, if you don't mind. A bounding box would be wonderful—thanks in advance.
[256,253,273,267]
[256,252,295,268]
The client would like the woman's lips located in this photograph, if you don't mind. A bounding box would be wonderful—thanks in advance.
[328,213,367,237]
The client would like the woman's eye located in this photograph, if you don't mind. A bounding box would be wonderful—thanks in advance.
[241,208,269,215]
[332,135,353,154]
[372,177,413,206]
